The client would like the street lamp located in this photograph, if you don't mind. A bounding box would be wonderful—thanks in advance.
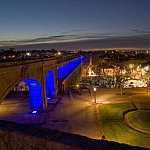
[76,84,79,91]
[93,87,97,104]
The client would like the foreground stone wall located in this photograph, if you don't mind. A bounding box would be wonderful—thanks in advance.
[0,120,147,150]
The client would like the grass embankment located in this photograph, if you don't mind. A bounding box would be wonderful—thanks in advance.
[99,103,150,149]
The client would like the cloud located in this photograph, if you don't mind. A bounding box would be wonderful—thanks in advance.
[131,29,150,34]
[0,33,112,47]
[0,32,150,50]
[62,29,85,34]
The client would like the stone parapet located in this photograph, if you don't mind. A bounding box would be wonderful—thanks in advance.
[0,120,147,150]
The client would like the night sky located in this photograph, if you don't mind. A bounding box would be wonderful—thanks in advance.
[0,0,150,50]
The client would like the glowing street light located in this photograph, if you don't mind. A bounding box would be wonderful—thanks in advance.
[76,84,79,90]
[76,84,79,88]
[93,87,97,92]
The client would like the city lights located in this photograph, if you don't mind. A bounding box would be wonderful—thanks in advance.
[26,52,31,56]
[57,52,61,56]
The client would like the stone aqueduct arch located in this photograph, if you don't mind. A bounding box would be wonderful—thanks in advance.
[0,59,57,110]
[0,56,84,110]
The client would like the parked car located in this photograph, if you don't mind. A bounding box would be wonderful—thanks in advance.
[124,79,147,88]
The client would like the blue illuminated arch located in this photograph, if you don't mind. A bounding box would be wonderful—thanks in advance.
[24,78,43,110]
[46,70,55,99]
[57,56,85,80]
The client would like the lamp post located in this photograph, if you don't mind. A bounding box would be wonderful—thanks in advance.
[76,84,79,91]
[93,87,97,104]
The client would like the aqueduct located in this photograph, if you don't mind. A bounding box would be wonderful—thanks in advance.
[0,55,85,110]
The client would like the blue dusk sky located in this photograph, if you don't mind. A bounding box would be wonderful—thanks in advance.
[0,0,150,50]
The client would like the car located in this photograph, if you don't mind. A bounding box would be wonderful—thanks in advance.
[124,79,147,88]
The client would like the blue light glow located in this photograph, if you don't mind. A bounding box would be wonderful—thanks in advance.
[32,110,38,114]
[57,56,85,80]
[24,79,43,110]
[46,70,55,99]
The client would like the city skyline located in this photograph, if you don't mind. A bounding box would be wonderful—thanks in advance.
[0,0,150,50]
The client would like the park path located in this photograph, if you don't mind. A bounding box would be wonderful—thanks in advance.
[42,91,103,139]
[0,91,104,139]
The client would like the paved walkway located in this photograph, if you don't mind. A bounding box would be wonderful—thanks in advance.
[42,92,103,139]
[0,91,103,139]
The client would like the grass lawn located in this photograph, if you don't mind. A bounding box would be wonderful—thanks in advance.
[103,122,150,149]
[99,103,150,149]
[100,103,135,122]
[126,110,150,134]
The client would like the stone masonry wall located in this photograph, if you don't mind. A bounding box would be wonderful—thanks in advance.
[0,120,148,150]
